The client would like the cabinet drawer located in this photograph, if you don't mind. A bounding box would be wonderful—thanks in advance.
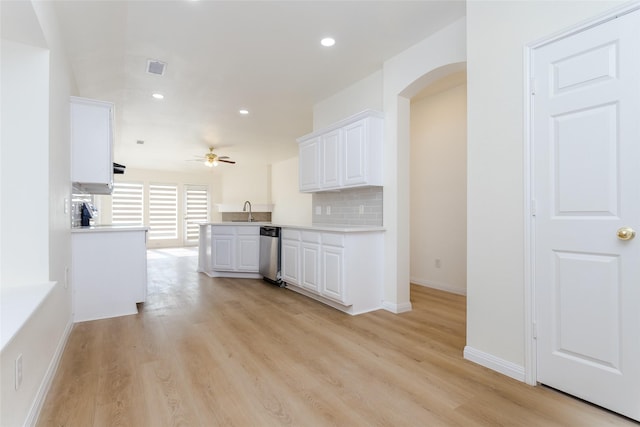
[282,229,301,240]
[212,226,235,235]
[322,232,344,247]
[301,231,321,243]
[236,226,259,235]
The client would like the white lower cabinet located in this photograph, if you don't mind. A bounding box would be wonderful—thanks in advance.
[237,233,260,271]
[212,232,235,270]
[205,225,260,277]
[281,230,301,285]
[321,245,345,303]
[301,231,321,293]
[281,228,383,314]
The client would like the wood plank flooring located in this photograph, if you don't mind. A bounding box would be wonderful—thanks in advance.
[37,248,637,426]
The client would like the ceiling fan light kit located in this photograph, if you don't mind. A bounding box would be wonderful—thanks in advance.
[196,147,235,168]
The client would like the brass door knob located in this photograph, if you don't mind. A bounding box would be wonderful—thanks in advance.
[617,227,636,241]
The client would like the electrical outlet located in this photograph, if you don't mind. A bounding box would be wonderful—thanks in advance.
[359,205,365,215]
[435,258,442,268]
[326,205,331,215]
[64,266,69,289]
[15,354,23,390]
[315,206,322,215]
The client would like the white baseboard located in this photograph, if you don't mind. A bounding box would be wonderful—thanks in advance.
[381,300,412,314]
[463,345,525,382]
[26,319,73,427]
[410,278,467,295]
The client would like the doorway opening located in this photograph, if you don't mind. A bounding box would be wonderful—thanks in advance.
[409,70,467,298]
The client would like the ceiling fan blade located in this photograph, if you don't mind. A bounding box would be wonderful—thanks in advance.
[218,159,236,164]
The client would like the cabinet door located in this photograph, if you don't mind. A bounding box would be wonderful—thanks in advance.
[70,97,114,190]
[301,243,321,293]
[299,137,320,191]
[281,239,300,286]
[212,234,235,271]
[237,235,259,272]
[321,246,346,303]
[343,119,368,186]
[320,129,342,189]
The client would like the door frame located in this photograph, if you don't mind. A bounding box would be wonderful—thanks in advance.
[523,1,640,387]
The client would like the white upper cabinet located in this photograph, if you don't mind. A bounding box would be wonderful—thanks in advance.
[298,136,320,191]
[320,129,342,189]
[70,96,114,194]
[343,117,383,187]
[297,110,383,193]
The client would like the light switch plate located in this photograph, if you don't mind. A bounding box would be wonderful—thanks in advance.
[326,206,331,215]
[315,206,322,215]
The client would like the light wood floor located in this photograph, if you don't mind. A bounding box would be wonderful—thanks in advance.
[38,248,637,426]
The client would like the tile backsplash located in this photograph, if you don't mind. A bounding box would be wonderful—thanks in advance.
[312,187,383,226]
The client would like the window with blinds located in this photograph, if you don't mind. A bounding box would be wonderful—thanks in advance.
[111,182,144,225]
[184,185,209,244]
[149,184,178,240]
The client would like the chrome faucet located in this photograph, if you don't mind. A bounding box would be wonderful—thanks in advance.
[243,200,253,222]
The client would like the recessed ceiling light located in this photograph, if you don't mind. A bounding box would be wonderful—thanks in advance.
[239,109,249,115]
[321,37,335,47]
[152,93,164,100]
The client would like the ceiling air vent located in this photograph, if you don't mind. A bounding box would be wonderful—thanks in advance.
[146,59,167,76]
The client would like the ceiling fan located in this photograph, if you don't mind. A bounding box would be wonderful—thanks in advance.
[194,147,236,167]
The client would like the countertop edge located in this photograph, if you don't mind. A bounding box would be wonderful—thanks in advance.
[201,222,385,233]
[71,226,150,233]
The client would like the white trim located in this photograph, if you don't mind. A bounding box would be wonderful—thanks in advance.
[27,319,73,427]
[527,1,640,49]
[523,45,536,386]
[523,0,640,389]
[410,278,466,296]
[464,346,526,383]
[381,300,412,314]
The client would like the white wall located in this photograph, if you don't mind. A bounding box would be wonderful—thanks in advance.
[218,161,272,206]
[0,1,76,425]
[313,70,383,130]
[382,17,467,312]
[410,79,467,295]
[1,40,49,288]
[466,0,625,368]
[271,157,312,225]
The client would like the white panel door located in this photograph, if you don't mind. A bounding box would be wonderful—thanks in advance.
[343,118,367,186]
[237,235,259,272]
[321,246,345,303]
[320,129,342,189]
[301,243,320,293]
[533,9,640,421]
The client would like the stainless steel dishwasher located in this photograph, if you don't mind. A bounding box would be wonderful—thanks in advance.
[259,226,282,285]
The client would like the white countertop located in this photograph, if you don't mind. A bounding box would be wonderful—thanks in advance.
[71,225,150,233]
[202,222,385,233]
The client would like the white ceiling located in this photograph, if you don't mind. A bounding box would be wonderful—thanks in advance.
[53,0,466,173]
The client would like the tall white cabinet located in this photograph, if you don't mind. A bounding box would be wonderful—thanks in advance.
[70,96,114,194]
[297,110,383,192]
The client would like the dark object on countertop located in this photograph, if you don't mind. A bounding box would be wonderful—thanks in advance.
[81,203,92,226]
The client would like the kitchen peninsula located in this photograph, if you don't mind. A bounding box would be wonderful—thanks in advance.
[71,225,148,322]
[198,222,385,315]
